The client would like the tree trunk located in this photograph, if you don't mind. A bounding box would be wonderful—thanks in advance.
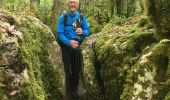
[0,0,3,8]
[116,0,123,15]
[30,0,40,12]
[145,0,170,40]
[110,0,116,17]
[110,0,139,17]
[50,0,62,38]
[115,0,127,16]
[126,0,136,17]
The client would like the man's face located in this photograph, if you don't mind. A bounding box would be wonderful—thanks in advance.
[68,0,79,13]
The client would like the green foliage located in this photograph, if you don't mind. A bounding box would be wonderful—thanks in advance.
[109,15,127,26]
[165,93,170,100]
[36,0,53,25]
[1,0,54,25]
[87,16,102,34]
[80,0,110,34]
[1,0,145,35]
[1,0,170,99]
[2,0,30,12]
[101,23,113,33]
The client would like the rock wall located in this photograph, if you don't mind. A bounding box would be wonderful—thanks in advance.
[82,2,170,99]
[82,16,170,100]
[1,2,170,99]
[0,9,64,100]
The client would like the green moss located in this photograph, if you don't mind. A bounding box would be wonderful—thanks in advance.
[84,11,170,100]
[164,80,170,100]
[138,17,148,27]
[16,22,46,100]
[0,83,6,87]
[150,40,170,100]
[0,12,63,99]
[126,32,155,53]
[18,20,62,99]
[91,16,169,100]
[0,9,64,100]
[0,94,8,100]
[121,40,170,100]
[165,92,170,100]
[0,33,2,40]
[101,23,113,33]
[87,16,103,34]
[0,83,7,100]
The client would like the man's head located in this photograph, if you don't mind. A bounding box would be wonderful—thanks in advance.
[67,0,79,14]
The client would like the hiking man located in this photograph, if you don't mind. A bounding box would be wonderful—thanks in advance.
[57,0,90,99]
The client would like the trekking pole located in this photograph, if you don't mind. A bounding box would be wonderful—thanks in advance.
[76,19,81,76]
[75,19,87,99]
[75,19,83,98]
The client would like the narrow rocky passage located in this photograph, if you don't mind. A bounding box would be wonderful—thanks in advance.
[1,4,170,99]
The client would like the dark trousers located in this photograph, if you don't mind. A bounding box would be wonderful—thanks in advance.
[60,44,82,100]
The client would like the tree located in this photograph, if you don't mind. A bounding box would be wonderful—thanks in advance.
[50,0,63,37]
[110,0,116,17]
[0,0,3,8]
[116,0,126,16]
[30,0,40,12]
[5,0,15,11]
[145,0,170,40]
[110,0,142,17]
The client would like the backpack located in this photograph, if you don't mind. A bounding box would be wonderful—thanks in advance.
[57,12,84,46]
[63,12,84,28]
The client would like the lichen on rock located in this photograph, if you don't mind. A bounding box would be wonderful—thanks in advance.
[83,16,170,100]
[0,9,64,100]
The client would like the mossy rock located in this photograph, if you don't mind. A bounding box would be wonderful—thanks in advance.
[121,39,170,100]
[83,16,159,100]
[0,9,64,100]
[83,14,169,99]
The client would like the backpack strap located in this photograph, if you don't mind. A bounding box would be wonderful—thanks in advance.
[79,13,84,26]
[80,13,84,24]
[63,13,84,26]
[64,13,68,26]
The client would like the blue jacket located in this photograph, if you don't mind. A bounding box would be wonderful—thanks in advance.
[57,11,90,46]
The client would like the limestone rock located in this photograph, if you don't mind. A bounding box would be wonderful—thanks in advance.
[0,9,64,100]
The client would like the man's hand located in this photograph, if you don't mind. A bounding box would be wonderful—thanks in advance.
[76,28,83,35]
[70,40,79,49]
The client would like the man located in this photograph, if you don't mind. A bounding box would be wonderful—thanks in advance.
[57,0,90,100]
